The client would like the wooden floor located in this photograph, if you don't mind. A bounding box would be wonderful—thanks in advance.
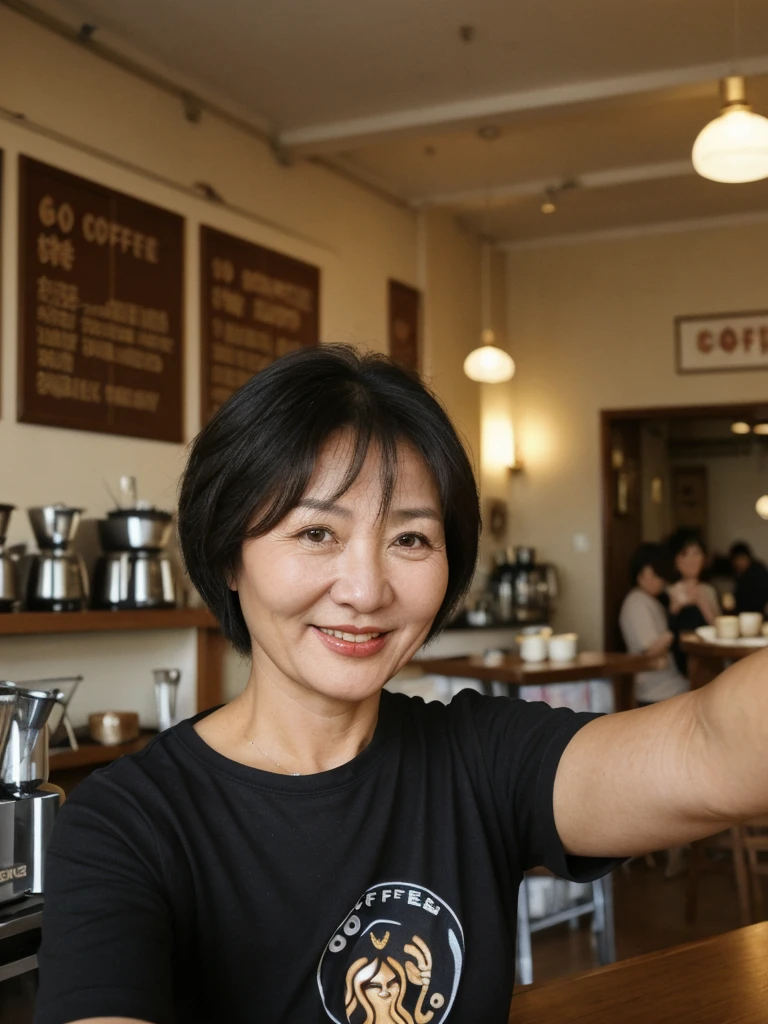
[530,853,754,984]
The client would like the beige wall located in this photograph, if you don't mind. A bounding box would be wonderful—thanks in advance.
[0,10,484,712]
[505,221,768,647]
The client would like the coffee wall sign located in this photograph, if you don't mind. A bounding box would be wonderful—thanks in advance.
[200,226,320,423]
[676,310,768,374]
[17,157,185,441]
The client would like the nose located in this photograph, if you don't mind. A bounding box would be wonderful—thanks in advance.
[329,539,394,614]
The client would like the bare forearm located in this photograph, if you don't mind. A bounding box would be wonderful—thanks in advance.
[553,650,768,858]
[692,648,768,821]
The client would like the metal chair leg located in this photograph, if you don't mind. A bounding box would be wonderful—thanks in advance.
[516,878,534,986]
[593,873,616,965]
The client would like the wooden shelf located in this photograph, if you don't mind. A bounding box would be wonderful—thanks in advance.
[49,730,156,771]
[0,607,217,636]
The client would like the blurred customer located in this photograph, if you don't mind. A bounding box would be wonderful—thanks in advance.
[666,529,719,674]
[729,541,768,615]
[619,542,688,706]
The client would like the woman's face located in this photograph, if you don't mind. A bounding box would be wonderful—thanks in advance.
[675,543,705,581]
[232,433,449,706]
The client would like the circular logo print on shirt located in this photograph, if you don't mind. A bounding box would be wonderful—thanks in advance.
[317,881,464,1023]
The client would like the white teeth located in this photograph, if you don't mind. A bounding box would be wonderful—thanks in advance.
[318,627,381,643]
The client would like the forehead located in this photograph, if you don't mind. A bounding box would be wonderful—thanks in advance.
[305,432,439,506]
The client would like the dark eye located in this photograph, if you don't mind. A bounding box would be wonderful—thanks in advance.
[395,533,427,549]
[301,528,331,544]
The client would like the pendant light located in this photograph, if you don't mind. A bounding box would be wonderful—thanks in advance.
[463,125,515,384]
[463,242,515,383]
[692,75,768,183]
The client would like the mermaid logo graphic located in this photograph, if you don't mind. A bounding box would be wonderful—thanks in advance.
[317,882,464,1023]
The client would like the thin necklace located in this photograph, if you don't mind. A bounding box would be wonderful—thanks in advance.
[248,738,302,776]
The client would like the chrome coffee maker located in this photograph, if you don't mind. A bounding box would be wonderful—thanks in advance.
[92,505,176,610]
[0,504,18,612]
[0,682,63,905]
[26,503,89,611]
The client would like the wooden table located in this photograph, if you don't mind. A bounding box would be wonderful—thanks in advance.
[509,922,768,1022]
[416,651,659,712]
[681,633,768,691]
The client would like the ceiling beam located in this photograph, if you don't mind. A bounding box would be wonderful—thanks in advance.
[280,56,768,155]
[418,159,694,209]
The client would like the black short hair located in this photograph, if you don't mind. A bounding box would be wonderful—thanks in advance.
[668,527,707,559]
[177,344,481,655]
[729,541,753,560]
[629,542,668,586]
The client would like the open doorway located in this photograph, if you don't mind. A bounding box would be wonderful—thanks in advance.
[601,403,768,650]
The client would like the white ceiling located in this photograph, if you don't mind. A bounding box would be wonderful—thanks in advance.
[25,0,768,242]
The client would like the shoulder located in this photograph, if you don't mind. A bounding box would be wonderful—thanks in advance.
[620,588,649,614]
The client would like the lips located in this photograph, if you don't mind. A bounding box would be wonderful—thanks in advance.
[311,625,390,658]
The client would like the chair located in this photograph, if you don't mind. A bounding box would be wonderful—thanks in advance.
[743,816,768,920]
[685,819,768,927]
[516,867,616,985]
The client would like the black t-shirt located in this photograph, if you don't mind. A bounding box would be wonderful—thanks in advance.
[35,689,613,1024]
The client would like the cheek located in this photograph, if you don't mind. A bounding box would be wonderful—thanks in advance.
[396,556,449,618]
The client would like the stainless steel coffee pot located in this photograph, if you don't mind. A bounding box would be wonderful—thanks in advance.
[26,504,88,612]
[0,682,64,795]
[0,504,18,612]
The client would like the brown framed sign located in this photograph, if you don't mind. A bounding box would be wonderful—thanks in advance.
[388,279,421,372]
[675,310,768,374]
[200,226,320,423]
[17,157,184,441]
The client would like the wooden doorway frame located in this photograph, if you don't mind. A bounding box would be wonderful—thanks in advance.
[600,401,766,648]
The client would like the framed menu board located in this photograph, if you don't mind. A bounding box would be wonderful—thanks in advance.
[200,226,320,423]
[18,157,184,441]
[388,279,421,372]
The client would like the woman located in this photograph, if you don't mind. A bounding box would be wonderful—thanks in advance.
[35,347,768,1024]
[619,542,688,706]
[666,529,720,674]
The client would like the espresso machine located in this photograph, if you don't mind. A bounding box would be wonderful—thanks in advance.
[0,505,18,612]
[92,505,176,610]
[0,682,63,905]
[25,504,88,611]
[491,546,559,624]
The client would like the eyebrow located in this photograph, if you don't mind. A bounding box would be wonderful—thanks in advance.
[295,499,441,524]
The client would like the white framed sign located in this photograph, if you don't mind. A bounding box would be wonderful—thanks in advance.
[676,310,768,374]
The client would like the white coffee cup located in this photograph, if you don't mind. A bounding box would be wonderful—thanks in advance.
[738,612,763,638]
[518,634,548,663]
[548,633,578,662]
[715,615,740,640]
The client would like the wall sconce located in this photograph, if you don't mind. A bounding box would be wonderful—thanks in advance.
[482,413,524,476]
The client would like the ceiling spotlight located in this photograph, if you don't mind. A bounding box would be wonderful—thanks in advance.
[693,76,768,183]
[753,422,768,435]
[541,188,557,214]
[731,421,752,434]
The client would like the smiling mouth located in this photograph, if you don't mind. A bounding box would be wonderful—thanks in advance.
[316,627,385,643]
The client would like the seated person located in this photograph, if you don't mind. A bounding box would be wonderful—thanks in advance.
[665,529,719,674]
[730,541,768,615]
[619,542,689,706]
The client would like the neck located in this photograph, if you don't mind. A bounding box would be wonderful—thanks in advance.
[224,660,381,775]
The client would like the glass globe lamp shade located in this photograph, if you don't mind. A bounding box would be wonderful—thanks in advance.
[463,330,516,383]
[693,107,768,183]
[756,495,768,520]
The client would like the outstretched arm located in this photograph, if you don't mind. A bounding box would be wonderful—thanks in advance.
[553,648,768,857]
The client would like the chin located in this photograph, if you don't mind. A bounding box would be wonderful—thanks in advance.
[303,671,389,704]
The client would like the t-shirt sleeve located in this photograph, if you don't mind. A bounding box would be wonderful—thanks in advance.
[34,771,174,1024]
[458,690,621,883]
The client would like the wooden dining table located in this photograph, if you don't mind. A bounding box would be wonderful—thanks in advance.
[681,632,768,691]
[416,651,659,712]
[508,921,768,1022]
